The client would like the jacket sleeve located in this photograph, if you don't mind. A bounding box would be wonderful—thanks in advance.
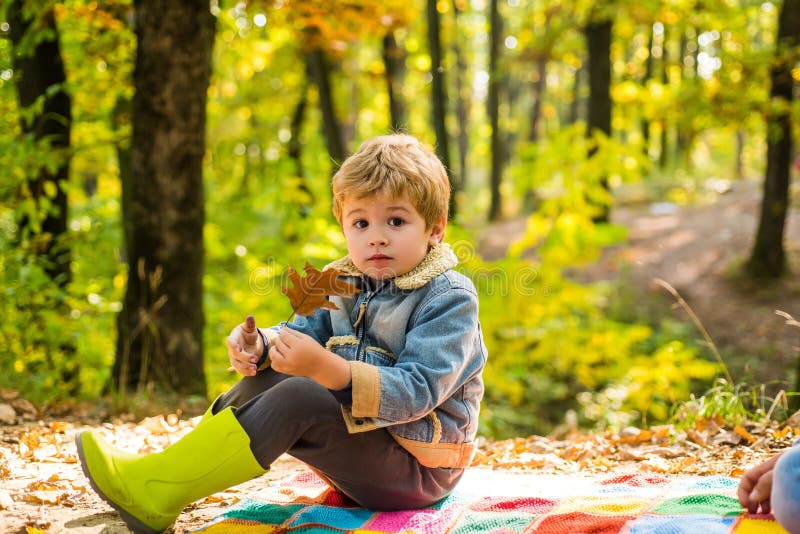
[259,309,334,369]
[348,285,484,424]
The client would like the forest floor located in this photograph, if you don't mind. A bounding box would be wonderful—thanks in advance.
[0,401,796,534]
[2,177,800,533]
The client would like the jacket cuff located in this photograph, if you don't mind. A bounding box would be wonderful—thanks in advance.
[350,360,380,417]
[256,328,279,371]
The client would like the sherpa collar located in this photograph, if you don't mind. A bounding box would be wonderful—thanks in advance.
[324,243,458,290]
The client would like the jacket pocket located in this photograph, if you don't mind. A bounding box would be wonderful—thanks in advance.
[326,335,396,366]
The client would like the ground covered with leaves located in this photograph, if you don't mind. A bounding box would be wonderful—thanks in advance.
[1,388,797,534]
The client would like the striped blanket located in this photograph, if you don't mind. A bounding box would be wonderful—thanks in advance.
[193,469,786,533]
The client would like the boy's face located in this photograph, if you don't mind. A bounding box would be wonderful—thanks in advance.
[340,192,445,280]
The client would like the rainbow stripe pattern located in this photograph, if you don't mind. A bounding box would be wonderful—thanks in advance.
[193,469,786,533]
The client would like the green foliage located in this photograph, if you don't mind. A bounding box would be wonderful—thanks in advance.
[0,0,790,438]
[0,205,119,401]
[670,378,796,429]
[465,127,724,438]
[465,240,720,437]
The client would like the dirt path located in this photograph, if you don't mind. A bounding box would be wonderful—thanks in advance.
[479,179,800,387]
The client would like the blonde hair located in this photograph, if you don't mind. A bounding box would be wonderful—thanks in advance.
[331,134,450,228]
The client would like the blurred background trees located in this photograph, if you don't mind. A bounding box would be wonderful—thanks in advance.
[0,0,798,438]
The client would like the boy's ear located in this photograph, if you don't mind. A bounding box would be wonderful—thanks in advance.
[428,217,447,245]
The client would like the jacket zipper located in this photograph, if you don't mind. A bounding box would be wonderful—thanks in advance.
[353,281,384,362]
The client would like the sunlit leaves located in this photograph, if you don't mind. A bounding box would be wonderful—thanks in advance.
[255,0,413,56]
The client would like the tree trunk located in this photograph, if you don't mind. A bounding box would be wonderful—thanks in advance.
[8,1,72,287]
[113,0,215,396]
[306,46,347,167]
[289,83,314,215]
[451,0,470,194]
[568,64,583,125]
[487,0,504,222]
[735,130,745,180]
[640,27,654,153]
[528,55,548,143]
[426,0,455,217]
[747,0,800,278]
[585,19,613,223]
[382,31,407,132]
[660,27,674,168]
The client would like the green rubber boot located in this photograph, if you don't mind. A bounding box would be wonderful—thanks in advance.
[196,395,222,426]
[75,407,265,533]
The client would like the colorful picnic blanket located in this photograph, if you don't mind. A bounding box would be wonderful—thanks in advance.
[193,469,786,533]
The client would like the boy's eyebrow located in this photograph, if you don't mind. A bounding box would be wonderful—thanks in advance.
[343,207,366,219]
[343,205,411,217]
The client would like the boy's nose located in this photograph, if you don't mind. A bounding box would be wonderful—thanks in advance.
[369,234,388,246]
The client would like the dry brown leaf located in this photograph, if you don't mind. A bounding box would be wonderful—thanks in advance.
[0,448,9,479]
[12,398,38,419]
[282,263,360,316]
[48,421,68,434]
[734,425,757,443]
[0,489,14,510]
[686,429,707,446]
[0,403,16,424]
[0,389,19,401]
[19,431,40,459]
[712,431,744,446]
[639,456,670,473]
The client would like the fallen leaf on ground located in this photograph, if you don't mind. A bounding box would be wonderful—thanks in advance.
[0,489,14,510]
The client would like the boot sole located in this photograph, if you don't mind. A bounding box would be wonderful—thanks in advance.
[75,432,162,534]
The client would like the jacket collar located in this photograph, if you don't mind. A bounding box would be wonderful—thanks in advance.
[325,243,458,290]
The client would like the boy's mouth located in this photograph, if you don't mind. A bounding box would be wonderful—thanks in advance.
[368,254,392,261]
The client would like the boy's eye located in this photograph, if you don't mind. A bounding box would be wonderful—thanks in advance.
[388,217,404,227]
[354,220,368,229]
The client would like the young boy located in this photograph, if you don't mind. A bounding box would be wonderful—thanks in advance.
[76,134,488,533]
[738,443,800,532]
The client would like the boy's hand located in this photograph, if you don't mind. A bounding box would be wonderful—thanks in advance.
[226,315,263,376]
[737,453,782,514]
[270,327,351,389]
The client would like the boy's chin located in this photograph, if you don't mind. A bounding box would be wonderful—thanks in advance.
[361,266,403,281]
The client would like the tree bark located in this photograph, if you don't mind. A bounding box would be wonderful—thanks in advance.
[382,31,407,132]
[113,0,215,395]
[451,0,470,194]
[747,0,800,278]
[640,27,654,153]
[568,64,583,125]
[8,1,72,287]
[426,0,455,217]
[528,55,548,143]
[306,46,347,167]
[289,83,314,215]
[660,27,674,168]
[487,0,504,222]
[585,18,613,223]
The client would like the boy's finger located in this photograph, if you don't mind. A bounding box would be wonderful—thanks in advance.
[281,326,301,338]
[749,471,774,507]
[228,360,256,376]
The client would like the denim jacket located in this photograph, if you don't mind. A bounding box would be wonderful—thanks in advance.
[264,243,487,469]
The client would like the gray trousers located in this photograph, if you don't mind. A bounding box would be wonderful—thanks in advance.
[212,369,463,510]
